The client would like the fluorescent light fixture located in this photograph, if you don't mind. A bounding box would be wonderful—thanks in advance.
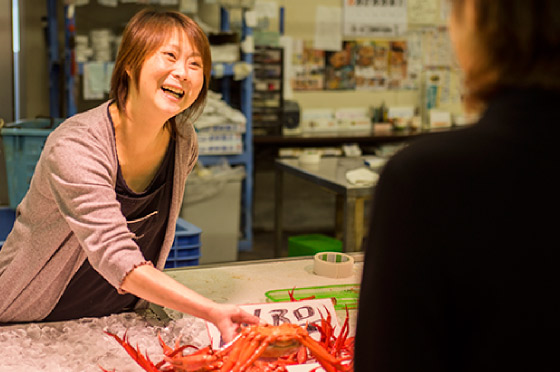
[12,0,20,119]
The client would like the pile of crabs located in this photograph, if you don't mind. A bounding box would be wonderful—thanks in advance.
[102,307,354,372]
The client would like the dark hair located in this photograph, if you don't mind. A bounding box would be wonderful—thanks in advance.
[110,8,212,135]
[451,0,560,110]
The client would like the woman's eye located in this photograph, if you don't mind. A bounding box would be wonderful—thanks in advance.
[165,52,176,59]
[189,60,202,68]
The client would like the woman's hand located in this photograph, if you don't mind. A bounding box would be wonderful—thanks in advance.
[121,265,261,343]
[207,303,261,343]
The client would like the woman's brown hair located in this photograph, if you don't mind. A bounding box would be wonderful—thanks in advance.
[110,8,212,135]
[451,0,560,111]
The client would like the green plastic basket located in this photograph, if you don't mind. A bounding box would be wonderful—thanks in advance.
[265,284,360,310]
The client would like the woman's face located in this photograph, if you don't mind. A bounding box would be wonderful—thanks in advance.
[132,29,204,119]
[448,0,477,73]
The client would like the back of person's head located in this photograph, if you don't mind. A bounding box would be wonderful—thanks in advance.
[110,8,212,129]
[450,0,560,111]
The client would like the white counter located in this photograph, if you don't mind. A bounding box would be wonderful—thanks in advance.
[165,254,363,304]
[163,253,364,332]
[0,255,363,372]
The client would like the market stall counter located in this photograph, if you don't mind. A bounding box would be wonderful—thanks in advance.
[0,254,363,371]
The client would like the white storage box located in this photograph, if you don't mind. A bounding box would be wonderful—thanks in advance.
[180,164,245,264]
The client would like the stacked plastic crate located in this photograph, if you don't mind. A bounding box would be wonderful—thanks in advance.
[195,91,246,155]
[1,118,63,208]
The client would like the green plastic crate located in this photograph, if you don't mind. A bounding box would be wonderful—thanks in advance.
[1,118,63,208]
[288,234,342,257]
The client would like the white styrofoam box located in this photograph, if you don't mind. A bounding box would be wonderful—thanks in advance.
[197,123,246,133]
[387,106,415,119]
[209,44,240,63]
[197,133,243,155]
[334,107,371,131]
[336,117,371,131]
[429,109,452,128]
[334,107,369,120]
[301,108,337,133]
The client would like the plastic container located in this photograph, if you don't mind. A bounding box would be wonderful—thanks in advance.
[1,118,63,208]
[0,207,16,250]
[265,283,360,310]
[181,163,245,264]
[0,208,200,268]
[165,217,202,269]
[288,234,343,257]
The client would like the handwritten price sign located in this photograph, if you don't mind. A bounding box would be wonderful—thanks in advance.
[208,298,338,349]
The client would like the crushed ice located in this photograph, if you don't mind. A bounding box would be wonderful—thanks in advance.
[0,311,209,372]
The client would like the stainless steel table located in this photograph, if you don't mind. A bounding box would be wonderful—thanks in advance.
[275,156,378,255]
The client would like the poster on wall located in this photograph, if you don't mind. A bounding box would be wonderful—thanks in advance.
[388,41,407,88]
[343,0,408,37]
[407,0,439,24]
[314,6,343,51]
[354,40,388,90]
[325,41,356,90]
[421,26,454,67]
[291,39,326,91]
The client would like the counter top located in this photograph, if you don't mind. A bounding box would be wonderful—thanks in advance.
[0,255,363,372]
[164,253,363,306]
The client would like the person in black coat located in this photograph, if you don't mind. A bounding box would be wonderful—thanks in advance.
[355,1,560,371]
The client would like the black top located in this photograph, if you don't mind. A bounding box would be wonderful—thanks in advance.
[355,88,560,372]
[45,137,175,321]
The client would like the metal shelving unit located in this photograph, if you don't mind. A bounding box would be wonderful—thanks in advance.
[46,3,254,252]
[199,7,254,252]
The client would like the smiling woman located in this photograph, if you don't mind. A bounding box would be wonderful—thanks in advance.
[0,8,259,344]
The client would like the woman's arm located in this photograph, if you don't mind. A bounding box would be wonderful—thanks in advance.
[121,264,260,342]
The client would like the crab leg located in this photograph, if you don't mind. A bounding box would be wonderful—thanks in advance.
[235,336,273,372]
[103,331,162,372]
[219,334,250,371]
[300,335,350,372]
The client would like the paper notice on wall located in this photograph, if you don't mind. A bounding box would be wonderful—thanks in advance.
[83,62,105,100]
[314,6,342,52]
[343,0,407,37]
[97,0,117,6]
[83,62,113,100]
[179,0,198,13]
[422,27,454,67]
[254,0,278,19]
[408,0,439,24]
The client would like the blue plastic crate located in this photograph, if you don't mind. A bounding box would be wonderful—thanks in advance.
[1,118,64,209]
[0,208,16,250]
[165,218,201,269]
[0,209,200,269]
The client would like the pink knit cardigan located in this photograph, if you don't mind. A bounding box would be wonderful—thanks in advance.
[0,101,198,322]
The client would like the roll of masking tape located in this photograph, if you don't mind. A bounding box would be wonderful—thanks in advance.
[313,252,354,279]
